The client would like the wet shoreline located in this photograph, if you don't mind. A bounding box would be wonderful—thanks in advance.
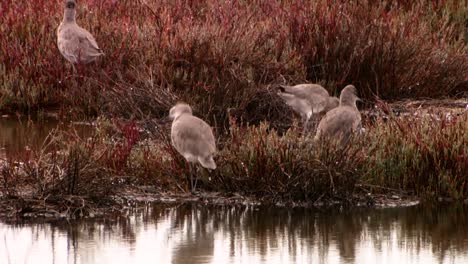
[0,186,450,223]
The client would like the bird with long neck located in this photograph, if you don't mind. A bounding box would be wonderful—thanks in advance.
[57,0,104,67]
[62,0,76,23]
[339,85,360,108]
[315,85,362,145]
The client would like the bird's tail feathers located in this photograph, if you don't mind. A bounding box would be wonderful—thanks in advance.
[199,156,216,170]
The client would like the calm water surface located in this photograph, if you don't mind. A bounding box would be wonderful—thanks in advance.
[1,203,468,264]
[0,117,92,158]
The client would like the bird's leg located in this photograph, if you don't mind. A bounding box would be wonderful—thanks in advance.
[70,63,77,76]
[187,163,200,193]
[301,115,309,132]
[76,51,83,78]
[76,60,84,79]
[304,110,316,133]
[184,163,191,192]
[310,115,319,132]
[188,163,194,192]
[62,62,76,82]
[192,166,200,193]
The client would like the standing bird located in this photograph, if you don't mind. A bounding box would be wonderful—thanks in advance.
[57,0,104,66]
[315,85,362,145]
[277,83,339,131]
[169,103,217,191]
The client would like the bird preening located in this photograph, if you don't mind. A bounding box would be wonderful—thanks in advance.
[277,83,339,131]
[170,103,217,192]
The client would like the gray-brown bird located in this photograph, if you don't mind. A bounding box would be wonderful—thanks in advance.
[315,85,362,145]
[57,0,104,65]
[277,83,339,131]
[170,103,217,191]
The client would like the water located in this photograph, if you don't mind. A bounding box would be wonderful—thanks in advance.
[1,203,467,264]
[0,117,92,158]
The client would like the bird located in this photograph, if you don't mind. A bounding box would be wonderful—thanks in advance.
[169,103,217,192]
[277,83,339,131]
[57,0,104,66]
[315,85,362,145]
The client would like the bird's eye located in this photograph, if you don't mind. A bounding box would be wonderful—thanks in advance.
[66,2,75,8]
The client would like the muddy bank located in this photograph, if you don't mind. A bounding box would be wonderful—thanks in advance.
[0,185,424,222]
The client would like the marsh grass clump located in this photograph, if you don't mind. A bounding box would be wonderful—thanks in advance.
[19,132,116,198]
[207,121,364,202]
[363,113,468,199]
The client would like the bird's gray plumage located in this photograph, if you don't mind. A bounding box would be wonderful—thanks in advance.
[170,103,217,170]
[315,85,362,145]
[277,83,339,130]
[57,0,104,64]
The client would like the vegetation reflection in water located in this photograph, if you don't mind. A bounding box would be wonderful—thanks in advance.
[0,117,92,158]
[1,203,468,264]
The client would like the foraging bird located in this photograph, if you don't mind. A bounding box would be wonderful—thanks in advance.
[57,0,104,65]
[277,83,339,131]
[169,103,217,191]
[315,85,362,145]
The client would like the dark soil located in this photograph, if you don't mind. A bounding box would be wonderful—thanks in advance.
[0,184,423,222]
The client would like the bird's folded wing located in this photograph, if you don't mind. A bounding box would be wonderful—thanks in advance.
[279,85,309,99]
[77,29,103,55]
